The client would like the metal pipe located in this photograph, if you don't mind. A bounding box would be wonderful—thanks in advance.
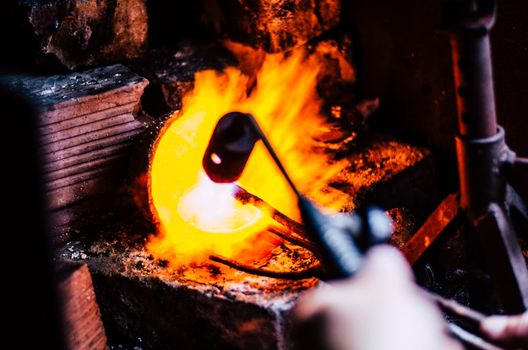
[450,33,497,138]
[446,0,498,139]
[455,126,509,217]
[444,0,504,216]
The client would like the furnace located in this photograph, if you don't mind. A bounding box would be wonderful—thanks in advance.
[2,0,528,350]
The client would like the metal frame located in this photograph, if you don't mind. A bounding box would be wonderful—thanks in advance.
[404,0,528,313]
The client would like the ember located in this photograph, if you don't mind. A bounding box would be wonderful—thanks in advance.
[147,50,351,264]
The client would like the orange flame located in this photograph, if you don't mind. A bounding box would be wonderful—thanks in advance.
[147,50,350,265]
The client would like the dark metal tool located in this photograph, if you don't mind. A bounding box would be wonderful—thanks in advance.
[203,111,506,350]
[203,111,391,277]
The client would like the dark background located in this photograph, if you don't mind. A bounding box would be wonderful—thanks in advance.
[343,0,528,199]
[1,0,527,198]
[0,1,525,346]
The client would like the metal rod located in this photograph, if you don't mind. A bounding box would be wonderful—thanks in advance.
[515,156,528,167]
[268,226,319,253]
[234,184,305,235]
[402,193,461,264]
[247,115,302,198]
[447,323,506,350]
[209,255,321,280]
[427,292,485,324]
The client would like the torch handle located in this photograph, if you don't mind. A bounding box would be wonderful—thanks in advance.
[298,196,364,278]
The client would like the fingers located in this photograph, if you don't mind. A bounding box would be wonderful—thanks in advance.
[480,312,528,348]
[293,245,465,350]
[359,245,415,285]
[294,284,345,321]
[294,245,411,321]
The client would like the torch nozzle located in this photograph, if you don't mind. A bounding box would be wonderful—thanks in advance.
[202,112,260,183]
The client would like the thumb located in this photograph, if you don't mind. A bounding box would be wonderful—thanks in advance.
[359,245,414,285]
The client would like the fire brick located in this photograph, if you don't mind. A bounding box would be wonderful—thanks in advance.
[57,263,108,350]
[3,64,149,241]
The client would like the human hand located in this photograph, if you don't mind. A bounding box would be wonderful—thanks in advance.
[480,312,528,349]
[294,246,462,350]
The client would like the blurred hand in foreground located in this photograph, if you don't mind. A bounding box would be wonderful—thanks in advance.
[294,246,463,350]
[481,312,528,349]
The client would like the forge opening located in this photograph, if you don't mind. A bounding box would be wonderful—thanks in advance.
[146,50,352,265]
